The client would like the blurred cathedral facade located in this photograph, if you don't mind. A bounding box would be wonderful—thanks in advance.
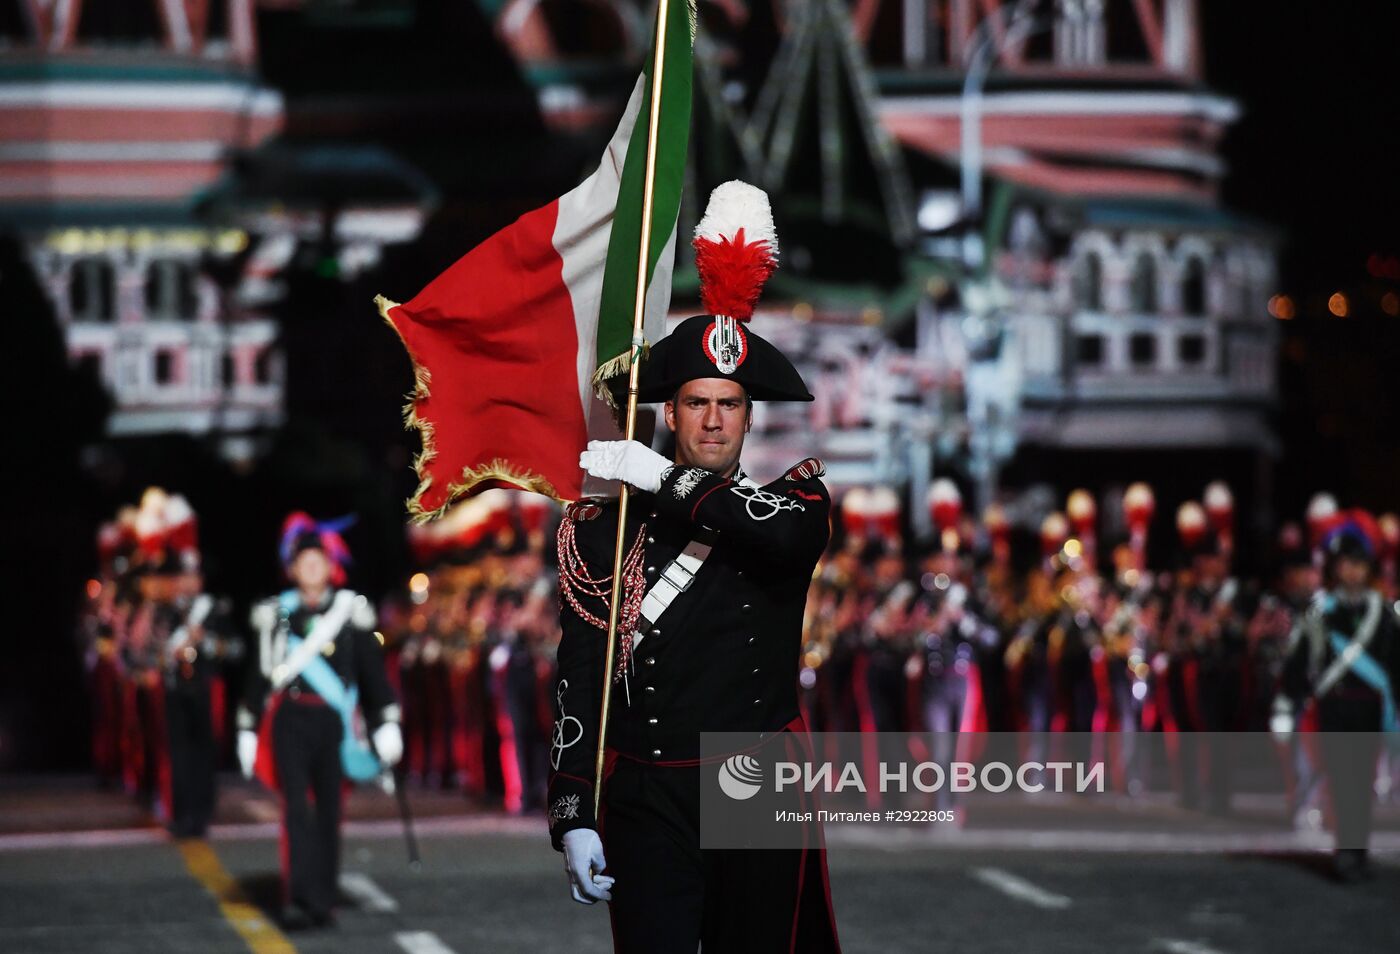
[2,0,1278,540]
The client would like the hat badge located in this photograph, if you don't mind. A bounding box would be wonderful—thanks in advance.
[703,315,747,374]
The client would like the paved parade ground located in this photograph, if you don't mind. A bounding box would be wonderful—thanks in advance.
[1,777,1397,954]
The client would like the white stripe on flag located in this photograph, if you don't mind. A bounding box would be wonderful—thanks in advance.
[557,76,646,428]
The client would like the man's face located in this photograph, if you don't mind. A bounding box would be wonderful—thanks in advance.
[1335,556,1372,591]
[1283,564,1320,599]
[290,547,333,591]
[663,378,750,476]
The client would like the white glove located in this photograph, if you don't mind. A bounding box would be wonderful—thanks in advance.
[237,730,258,779]
[373,722,404,767]
[1269,697,1295,743]
[562,828,614,904]
[579,440,671,493]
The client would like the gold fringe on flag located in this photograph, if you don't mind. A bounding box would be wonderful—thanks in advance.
[375,295,567,523]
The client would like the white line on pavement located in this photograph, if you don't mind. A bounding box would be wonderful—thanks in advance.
[339,872,399,913]
[243,799,281,824]
[970,867,1072,910]
[1152,939,1231,954]
[394,931,458,954]
[0,828,167,851]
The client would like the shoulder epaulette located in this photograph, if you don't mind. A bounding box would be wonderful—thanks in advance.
[783,458,826,481]
[349,593,377,631]
[565,497,612,522]
[249,599,278,631]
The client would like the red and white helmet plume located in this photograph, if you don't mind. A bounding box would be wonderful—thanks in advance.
[841,487,872,543]
[694,180,779,321]
[1177,502,1207,549]
[1040,512,1069,556]
[1123,482,1155,533]
[867,486,900,546]
[1122,482,1155,572]
[1066,489,1096,536]
[1203,481,1234,531]
[1306,492,1339,546]
[928,479,962,532]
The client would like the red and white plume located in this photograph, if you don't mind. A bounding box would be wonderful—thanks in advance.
[694,180,779,320]
[928,478,962,532]
[1177,501,1207,549]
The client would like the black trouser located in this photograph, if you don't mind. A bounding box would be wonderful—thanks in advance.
[602,757,842,954]
[273,699,343,916]
[1319,696,1384,851]
[166,682,216,836]
[1197,660,1244,813]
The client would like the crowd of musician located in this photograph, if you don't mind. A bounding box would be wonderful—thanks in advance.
[79,479,1398,825]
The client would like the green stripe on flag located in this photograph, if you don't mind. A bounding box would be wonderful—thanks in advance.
[593,0,695,391]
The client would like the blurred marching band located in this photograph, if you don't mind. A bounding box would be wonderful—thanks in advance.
[79,478,1399,832]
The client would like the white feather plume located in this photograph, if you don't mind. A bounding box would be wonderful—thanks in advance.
[695,180,778,257]
[928,478,961,506]
[164,494,195,527]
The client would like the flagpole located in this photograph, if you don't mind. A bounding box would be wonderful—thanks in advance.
[595,0,673,822]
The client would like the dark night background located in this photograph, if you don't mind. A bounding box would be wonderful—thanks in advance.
[2,1,1398,771]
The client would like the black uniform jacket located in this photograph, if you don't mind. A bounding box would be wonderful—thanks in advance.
[238,588,399,734]
[1280,589,1400,731]
[547,459,831,849]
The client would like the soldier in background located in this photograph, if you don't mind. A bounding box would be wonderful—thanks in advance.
[237,513,403,929]
[156,555,237,838]
[1277,514,1400,882]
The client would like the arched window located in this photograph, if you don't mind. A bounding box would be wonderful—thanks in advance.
[1129,252,1158,313]
[1181,256,1207,316]
[1075,252,1103,311]
[144,260,199,320]
[254,349,276,385]
[154,350,176,386]
[68,258,116,323]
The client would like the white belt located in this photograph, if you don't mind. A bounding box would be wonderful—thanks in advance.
[632,530,716,651]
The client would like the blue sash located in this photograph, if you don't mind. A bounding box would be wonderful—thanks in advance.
[1327,630,1399,734]
[285,630,382,783]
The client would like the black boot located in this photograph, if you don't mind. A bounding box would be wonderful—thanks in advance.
[1333,848,1372,884]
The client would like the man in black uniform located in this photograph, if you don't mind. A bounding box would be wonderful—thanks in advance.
[1276,515,1400,882]
[237,514,403,929]
[547,181,841,953]
[155,554,237,838]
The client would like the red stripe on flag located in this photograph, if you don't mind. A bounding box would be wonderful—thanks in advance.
[386,200,589,514]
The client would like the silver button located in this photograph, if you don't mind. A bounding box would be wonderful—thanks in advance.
[649,627,660,637]
[649,512,658,519]
[652,749,662,759]
[645,686,656,694]
[737,570,744,577]
[646,536,655,544]
[752,698,762,706]
[646,565,656,574]
[647,717,658,725]
[747,636,757,645]
[741,603,752,612]
[644,657,656,667]
[752,668,761,675]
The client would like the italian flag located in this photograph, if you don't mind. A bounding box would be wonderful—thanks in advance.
[377,0,693,519]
